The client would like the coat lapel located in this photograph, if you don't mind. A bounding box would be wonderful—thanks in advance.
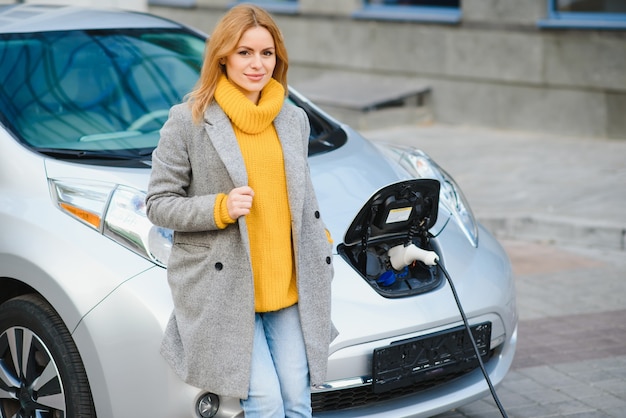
[203,104,248,188]
[275,108,306,232]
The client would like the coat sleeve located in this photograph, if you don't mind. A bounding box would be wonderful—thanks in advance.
[296,106,333,244]
[145,105,220,232]
[297,106,311,159]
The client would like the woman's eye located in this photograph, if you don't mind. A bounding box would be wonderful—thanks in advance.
[263,50,274,56]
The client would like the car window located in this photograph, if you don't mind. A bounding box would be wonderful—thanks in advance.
[0,29,203,152]
[287,94,347,156]
[0,28,345,162]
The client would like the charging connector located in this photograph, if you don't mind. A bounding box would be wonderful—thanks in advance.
[388,243,439,269]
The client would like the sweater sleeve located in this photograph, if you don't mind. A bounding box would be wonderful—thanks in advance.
[214,193,236,229]
[325,228,333,244]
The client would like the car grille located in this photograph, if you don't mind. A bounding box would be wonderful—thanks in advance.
[311,349,495,412]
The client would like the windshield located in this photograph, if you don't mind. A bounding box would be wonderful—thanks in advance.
[0,29,203,155]
[0,28,345,164]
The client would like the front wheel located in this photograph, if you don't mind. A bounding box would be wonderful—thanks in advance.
[0,294,96,417]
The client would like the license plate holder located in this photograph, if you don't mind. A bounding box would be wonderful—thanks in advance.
[372,322,492,393]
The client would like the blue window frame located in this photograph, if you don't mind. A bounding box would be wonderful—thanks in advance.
[540,0,626,30]
[232,0,298,14]
[354,0,461,23]
[148,0,196,7]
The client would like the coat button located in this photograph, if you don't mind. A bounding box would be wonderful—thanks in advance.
[325,256,331,264]
[314,211,320,219]
[215,262,223,271]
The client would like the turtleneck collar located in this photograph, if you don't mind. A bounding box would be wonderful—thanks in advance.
[214,75,285,135]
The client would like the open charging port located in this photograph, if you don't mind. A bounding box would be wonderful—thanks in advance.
[337,179,443,298]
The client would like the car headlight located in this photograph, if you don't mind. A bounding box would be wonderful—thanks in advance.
[49,179,172,266]
[376,144,479,247]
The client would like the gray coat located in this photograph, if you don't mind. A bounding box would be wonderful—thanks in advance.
[146,101,336,399]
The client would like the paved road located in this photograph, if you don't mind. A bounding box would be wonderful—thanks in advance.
[362,124,626,417]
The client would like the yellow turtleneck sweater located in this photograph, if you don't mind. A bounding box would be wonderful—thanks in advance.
[213,76,298,313]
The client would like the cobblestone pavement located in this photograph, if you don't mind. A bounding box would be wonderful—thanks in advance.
[435,240,626,418]
[362,124,626,418]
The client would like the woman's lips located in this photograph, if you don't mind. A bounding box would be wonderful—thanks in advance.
[246,74,265,81]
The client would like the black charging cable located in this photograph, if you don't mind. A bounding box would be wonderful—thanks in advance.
[436,260,509,418]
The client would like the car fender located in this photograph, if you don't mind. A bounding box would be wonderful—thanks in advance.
[71,265,206,417]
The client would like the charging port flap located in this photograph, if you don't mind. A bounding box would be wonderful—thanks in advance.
[343,179,440,246]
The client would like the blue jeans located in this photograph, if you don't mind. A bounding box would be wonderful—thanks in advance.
[240,304,312,418]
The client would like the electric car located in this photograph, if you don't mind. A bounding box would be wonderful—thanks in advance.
[0,4,517,417]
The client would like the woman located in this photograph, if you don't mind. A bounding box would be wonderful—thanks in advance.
[145,4,336,417]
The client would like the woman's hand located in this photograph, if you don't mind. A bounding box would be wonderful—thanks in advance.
[226,186,255,219]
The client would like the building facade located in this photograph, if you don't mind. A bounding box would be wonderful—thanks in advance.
[148,0,626,139]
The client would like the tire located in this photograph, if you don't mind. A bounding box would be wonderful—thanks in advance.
[0,294,96,417]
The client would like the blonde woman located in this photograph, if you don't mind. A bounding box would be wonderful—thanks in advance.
[146,4,336,416]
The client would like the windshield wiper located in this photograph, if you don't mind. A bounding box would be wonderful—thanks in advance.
[35,147,153,161]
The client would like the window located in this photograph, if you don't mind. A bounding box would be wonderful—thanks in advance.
[366,0,459,5]
[148,0,196,7]
[233,0,298,14]
[355,0,460,23]
[540,0,626,29]
[0,29,204,152]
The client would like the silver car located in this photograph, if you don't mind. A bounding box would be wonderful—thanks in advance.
[0,4,517,418]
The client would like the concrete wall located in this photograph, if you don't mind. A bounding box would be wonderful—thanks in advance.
[150,0,626,139]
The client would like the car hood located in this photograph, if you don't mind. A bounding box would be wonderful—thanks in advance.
[342,178,440,246]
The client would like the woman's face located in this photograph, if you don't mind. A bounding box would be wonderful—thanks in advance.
[224,26,276,104]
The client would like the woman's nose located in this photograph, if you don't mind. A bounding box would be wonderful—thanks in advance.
[251,54,262,68]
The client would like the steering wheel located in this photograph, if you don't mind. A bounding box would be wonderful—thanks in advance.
[127,109,170,131]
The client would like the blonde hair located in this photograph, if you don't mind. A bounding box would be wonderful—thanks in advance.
[187,4,289,124]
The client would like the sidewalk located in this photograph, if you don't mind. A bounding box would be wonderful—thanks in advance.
[362,124,626,251]
[362,124,626,417]
[439,239,626,418]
